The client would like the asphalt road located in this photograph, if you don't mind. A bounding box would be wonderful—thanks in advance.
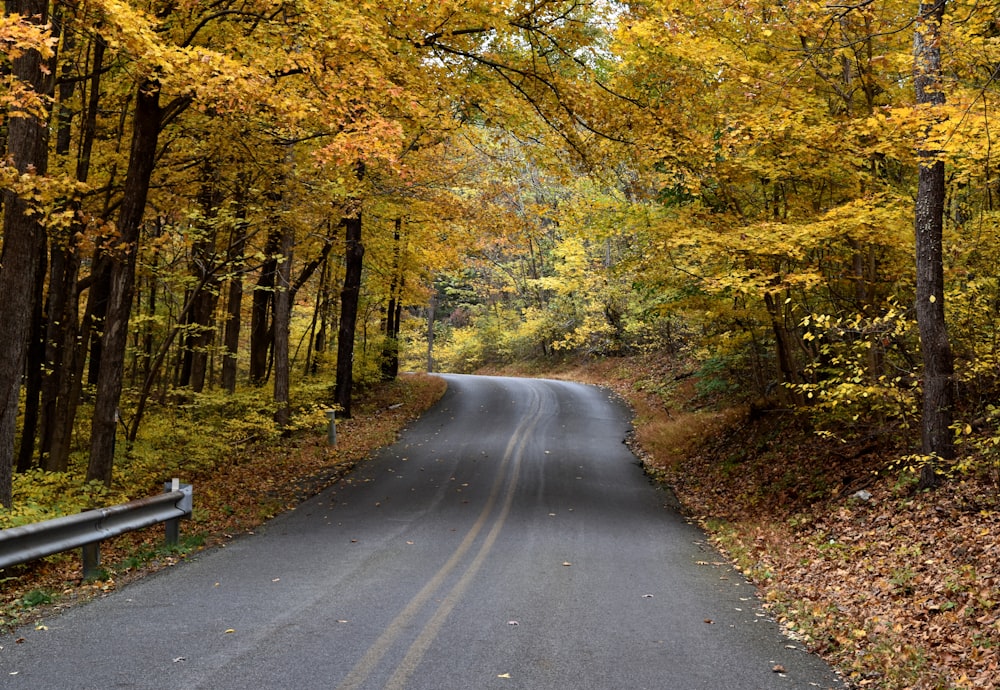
[0,374,845,689]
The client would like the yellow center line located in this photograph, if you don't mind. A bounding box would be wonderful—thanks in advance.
[335,386,543,690]
[383,407,540,690]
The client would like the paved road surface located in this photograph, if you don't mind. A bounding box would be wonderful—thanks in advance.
[0,375,844,689]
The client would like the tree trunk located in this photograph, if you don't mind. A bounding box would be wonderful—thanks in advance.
[763,291,801,404]
[273,224,294,427]
[16,229,48,472]
[334,205,365,418]
[87,81,163,486]
[381,218,404,381]
[426,292,437,374]
[43,37,105,473]
[311,251,334,376]
[181,164,223,392]
[0,0,51,505]
[221,207,248,393]
[913,0,954,489]
[249,228,281,385]
[16,1,68,473]
[141,223,162,384]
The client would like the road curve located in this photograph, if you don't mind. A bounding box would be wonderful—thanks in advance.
[0,375,844,689]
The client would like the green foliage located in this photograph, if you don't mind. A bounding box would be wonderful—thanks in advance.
[116,533,206,572]
[1,382,336,529]
[693,356,737,398]
[21,589,53,608]
[3,470,120,529]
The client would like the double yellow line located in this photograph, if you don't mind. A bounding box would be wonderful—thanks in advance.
[336,386,545,690]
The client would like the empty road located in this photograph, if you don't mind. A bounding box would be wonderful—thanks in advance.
[0,374,844,689]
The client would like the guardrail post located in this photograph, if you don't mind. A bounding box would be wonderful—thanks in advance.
[326,410,337,446]
[81,519,101,580]
[164,478,181,546]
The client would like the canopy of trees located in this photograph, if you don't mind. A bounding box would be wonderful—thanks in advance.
[2,0,999,506]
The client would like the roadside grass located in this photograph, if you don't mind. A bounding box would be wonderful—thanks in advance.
[0,374,446,633]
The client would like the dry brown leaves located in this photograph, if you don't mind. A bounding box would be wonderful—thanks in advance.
[657,412,1000,689]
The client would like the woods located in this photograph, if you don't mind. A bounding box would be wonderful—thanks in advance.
[6,0,1000,685]
[0,0,614,507]
[4,0,1000,506]
[420,0,1000,490]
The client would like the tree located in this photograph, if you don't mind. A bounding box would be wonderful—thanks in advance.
[335,197,365,418]
[912,0,954,487]
[0,1,54,505]
[87,80,163,486]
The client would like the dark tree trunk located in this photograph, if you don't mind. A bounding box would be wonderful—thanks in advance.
[39,241,80,472]
[0,0,51,505]
[304,254,327,377]
[334,206,365,418]
[249,228,281,385]
[84,250,114,385]
[142,229,160,383]
[913,0,954,489]
[17,0,71,472]
[311,251,334,376]
[87,81,163,486]
[273,225,294,427]
[221,206,248,393]
[181,164,223,392]
[381,218,404,382]
[16,230,48,472]
[181,274,220,392]
[426,292,437,374]
[43,37,105,473]
[763,291,801,404]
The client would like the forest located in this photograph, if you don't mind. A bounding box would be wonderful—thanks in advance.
[3,0,1000,683]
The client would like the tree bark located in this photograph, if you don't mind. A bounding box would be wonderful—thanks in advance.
[87,80,163,486]
[273,224,294,427]
[913,0,954,489]
[249,228,281,385]
[334,206,365,417]
[763,291,801,404]
[43,37,105,473]
[381,218,404,381]
[426,292,437,374]
[221,205,248,393]
[16,229,48,472]
[16,2,67,472]
[0,0,51,505]
[181,163,223,392]
[311,250,334,376]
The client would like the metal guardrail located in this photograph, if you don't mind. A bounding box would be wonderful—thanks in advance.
[0,480,193,578]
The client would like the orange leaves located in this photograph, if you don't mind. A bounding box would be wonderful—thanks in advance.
[0,11,56,125]
[0,12,55,63]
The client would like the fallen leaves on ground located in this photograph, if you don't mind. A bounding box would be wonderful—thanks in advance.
[658,408,1000,689]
